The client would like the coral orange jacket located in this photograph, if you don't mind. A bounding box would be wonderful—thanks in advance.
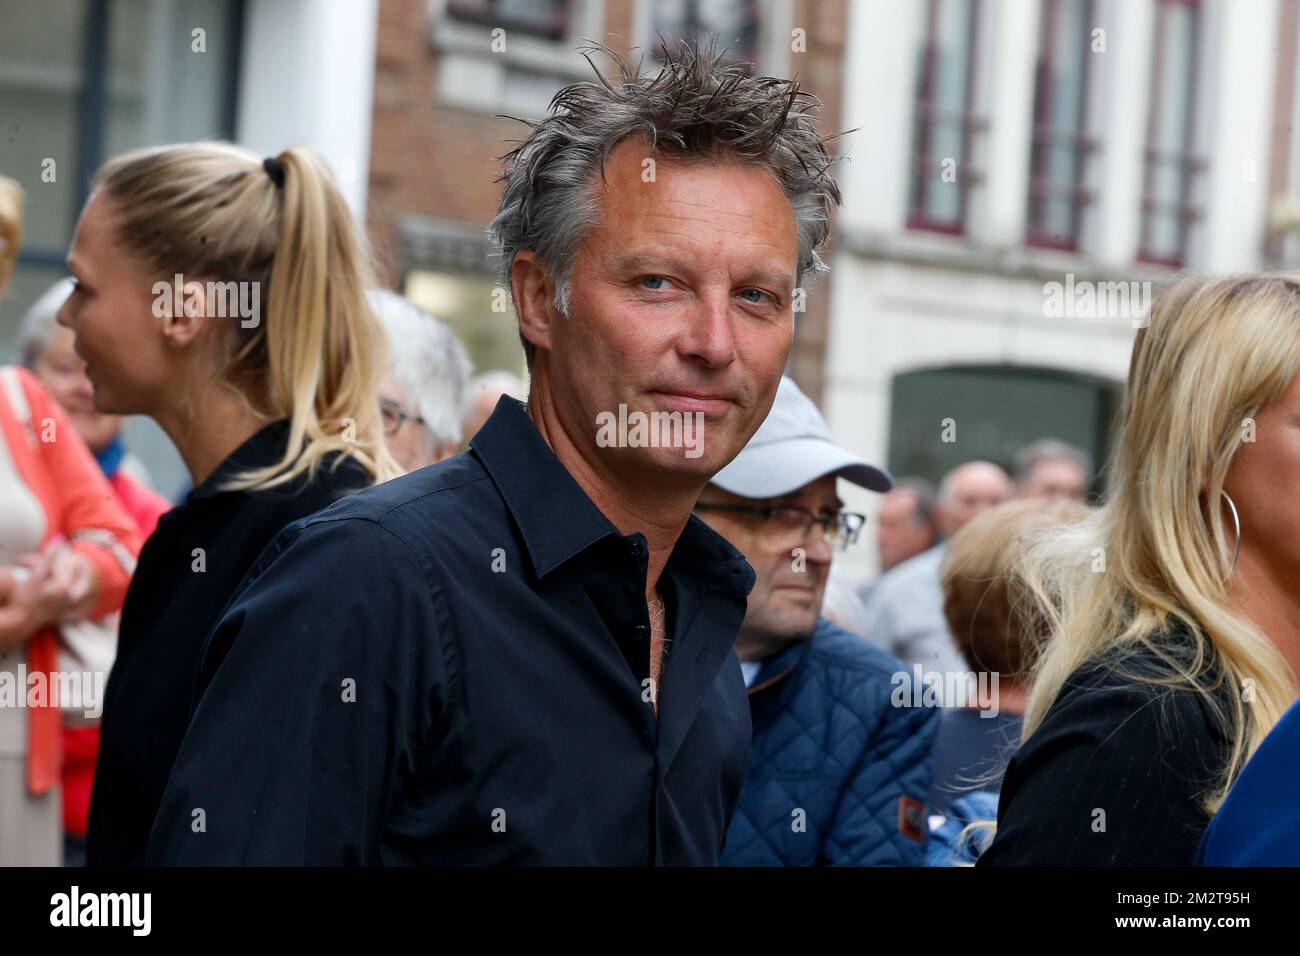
[0,366,140,795]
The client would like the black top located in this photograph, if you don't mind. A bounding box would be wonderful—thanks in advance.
[978,631,1233,867]
[146,396,757,865]
[87,421,372,866]
[927,709,1022,813]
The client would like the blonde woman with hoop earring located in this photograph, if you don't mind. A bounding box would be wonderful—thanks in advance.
[979,274,1300,867]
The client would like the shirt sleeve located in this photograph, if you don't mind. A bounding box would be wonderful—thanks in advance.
[978,681,1222,867]
[20,367,141,616]
[145,516,447,865]
[823,683,940,866]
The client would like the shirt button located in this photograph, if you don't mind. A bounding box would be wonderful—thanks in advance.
[628,540,644,558]
[632,624,649,641]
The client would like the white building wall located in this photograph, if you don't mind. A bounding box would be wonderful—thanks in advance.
[972,0,1039,248]
[235,0,379,217]
[1089,0,1154,267]
[836,0,923,235]
[826,0,1282,584]
[1199,0,1278,270]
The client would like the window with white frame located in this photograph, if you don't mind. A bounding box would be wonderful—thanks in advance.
[430,0,604,117]
[634,0,791,78]
[649,0,762,68]
[446,0,571,41]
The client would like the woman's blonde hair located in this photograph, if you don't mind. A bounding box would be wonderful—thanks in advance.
[0,175,23,296]
[94,142,400,490]
[941,498,1093,682]
[1016,273,1300,814]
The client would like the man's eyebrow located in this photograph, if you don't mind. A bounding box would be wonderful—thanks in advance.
[741,267,798,294]
[612,251,699,278]
[613,251,795,291]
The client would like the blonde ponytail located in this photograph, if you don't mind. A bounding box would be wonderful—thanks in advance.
[94,142,401,490]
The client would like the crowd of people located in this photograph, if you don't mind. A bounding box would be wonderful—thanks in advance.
[0,41,1296,867]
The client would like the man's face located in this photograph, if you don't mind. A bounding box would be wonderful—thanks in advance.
[525,138,797,486]
[876,488,935,570]
[937,463,1011,537]
[697,475,839,655]
[1018,459,1087,501]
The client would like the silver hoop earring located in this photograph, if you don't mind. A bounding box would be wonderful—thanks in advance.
[1221,490,1242,577]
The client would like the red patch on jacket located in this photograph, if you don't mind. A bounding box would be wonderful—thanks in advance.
[898,795,926,843]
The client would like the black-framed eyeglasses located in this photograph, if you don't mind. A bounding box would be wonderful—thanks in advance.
[380,398,425,437]
[695,502,867,552]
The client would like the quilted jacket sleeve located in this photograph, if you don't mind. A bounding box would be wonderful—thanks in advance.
[822,679,940,866]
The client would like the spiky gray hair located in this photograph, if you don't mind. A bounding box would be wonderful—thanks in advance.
[487,39,846,367]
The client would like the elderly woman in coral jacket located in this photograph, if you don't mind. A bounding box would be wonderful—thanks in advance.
[0,173,141,866]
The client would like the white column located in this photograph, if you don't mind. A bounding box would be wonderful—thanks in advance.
[1198,0,1278,270]
[835,0,925,234]
[1090,0,1155,266]
[970,0,1040,247]
[235,0,378,217]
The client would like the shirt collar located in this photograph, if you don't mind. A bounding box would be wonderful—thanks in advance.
[470,396,754,596]
[185,419,291,503]
[747,629,813,695]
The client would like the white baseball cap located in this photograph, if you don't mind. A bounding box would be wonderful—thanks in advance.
[711,376,893,499]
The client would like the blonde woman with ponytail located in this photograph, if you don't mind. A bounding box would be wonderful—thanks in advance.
[57,142,399,866]
[979,274,1300,867]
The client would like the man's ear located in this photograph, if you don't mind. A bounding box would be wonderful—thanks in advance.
[159,278,209,350]
[511,251,556,358]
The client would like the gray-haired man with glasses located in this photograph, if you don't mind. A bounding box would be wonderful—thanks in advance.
[696,377,939,865]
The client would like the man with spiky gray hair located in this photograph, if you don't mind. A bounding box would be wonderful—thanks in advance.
[150,40,845,866]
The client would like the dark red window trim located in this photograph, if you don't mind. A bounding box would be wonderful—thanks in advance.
[1136,0,1204,267]
[907,0,986,235]
[1025,0,1097,251]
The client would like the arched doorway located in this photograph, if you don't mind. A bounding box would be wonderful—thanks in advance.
[887,363,1122,495]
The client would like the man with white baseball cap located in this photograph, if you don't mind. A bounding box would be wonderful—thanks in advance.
[696,377,938,866]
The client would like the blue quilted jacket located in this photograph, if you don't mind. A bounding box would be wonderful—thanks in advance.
[721,618,939,866]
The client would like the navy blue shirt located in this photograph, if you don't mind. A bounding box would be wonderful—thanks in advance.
[147,396,756,865]
[1199,697,1300,865]
[88,420,373,865]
